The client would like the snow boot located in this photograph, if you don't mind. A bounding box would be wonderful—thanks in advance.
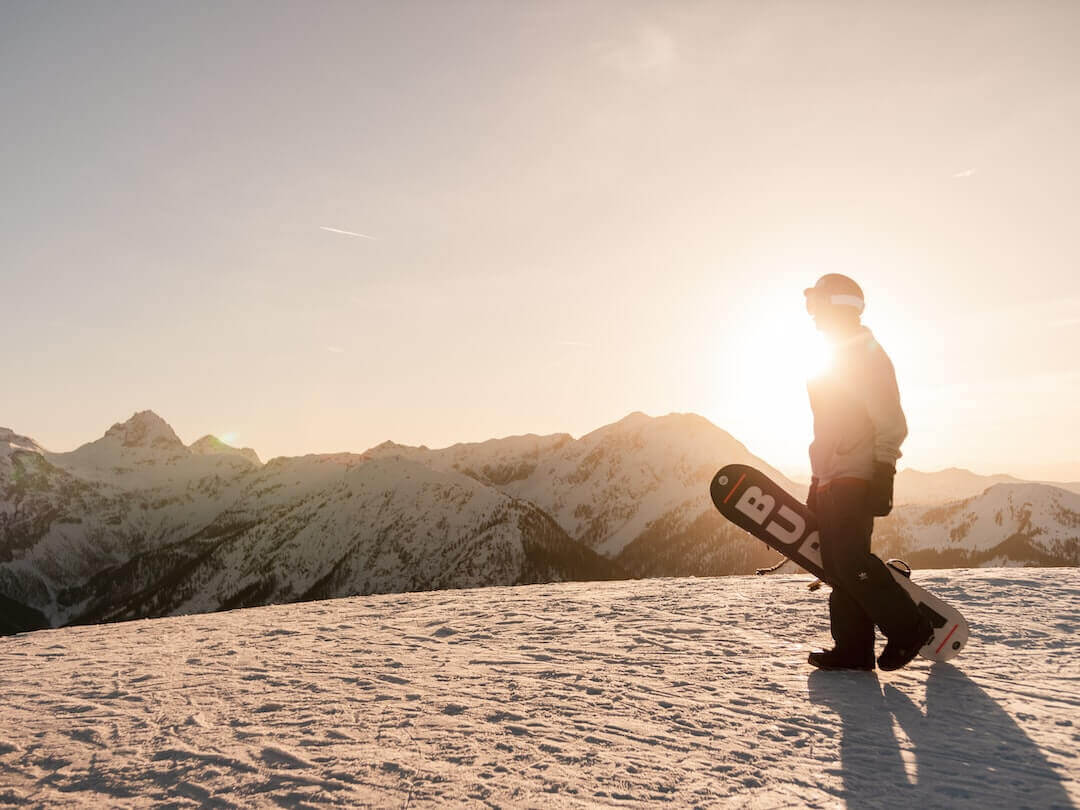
[878,614,934,671]
[807,648,875,671]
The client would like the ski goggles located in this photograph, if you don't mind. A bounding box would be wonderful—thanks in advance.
[804,287,865,316]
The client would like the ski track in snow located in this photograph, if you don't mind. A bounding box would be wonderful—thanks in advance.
[1,569,1077,809]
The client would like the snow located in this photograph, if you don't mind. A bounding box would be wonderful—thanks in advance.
[893,483,1080,555]
[365,411,800,558]
[159,455,536,618]
[0,413,269,624]
[0,428,47,458]
[2,568,1077,808]
[4,410,1078,634]
[189,436,262,467]
[50,416,253,489]
[102,410,186,448]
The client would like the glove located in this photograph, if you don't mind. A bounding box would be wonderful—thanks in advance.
[806,477,819,514]
[867,462,895,517]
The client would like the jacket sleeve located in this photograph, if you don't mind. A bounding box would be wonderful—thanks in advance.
[862,342,908,466]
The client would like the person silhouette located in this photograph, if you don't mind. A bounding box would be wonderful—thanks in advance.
[803,274,932,671]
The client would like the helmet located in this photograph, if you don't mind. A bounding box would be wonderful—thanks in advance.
[804,273,865,316]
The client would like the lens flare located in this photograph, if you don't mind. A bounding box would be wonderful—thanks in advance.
[803,331,834,380]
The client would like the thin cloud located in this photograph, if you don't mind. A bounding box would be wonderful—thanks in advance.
[319,226,375,239]
[952,169,976,179]
[557,341,590,347]
[326,346,346,354]
[1051,317,1080,328]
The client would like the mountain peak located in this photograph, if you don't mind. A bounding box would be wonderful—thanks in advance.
[189,435,262,466]
[605,411,718,433]
[1,427,46,457]
[103,410,185,451]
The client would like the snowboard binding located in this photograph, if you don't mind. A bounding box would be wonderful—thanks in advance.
[886,558,913,578]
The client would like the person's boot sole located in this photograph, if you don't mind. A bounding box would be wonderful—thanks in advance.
[808,652,875,671]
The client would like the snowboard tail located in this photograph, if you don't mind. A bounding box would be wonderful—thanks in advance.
[710,463,969,663]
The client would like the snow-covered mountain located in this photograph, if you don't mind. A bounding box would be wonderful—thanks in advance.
[0,427,47,459]
[1,412,619,630]
[67,453,616,626]
[363,411,798,572]
[189,434,262,466]
[1,413,265,628]
[895,466,1080,504]
[49,410,258,486]
[2,410,1077,634]
[876,483,1080,568]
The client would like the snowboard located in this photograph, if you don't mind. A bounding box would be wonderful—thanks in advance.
[710,463,969,663]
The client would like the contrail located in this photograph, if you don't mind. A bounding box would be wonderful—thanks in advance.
[319,226,375,239]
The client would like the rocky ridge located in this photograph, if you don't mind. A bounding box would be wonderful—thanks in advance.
[2,410,1076,633]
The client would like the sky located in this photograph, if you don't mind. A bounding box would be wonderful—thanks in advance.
[3,1,1079,481]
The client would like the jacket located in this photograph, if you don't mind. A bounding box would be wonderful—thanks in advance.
[807,326,907,485]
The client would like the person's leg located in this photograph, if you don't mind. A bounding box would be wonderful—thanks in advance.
[828,586,875,654]
[816,481,876,663]
[817,480,923,641]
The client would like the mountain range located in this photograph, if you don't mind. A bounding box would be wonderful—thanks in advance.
[2,410,1077,633]
[895,466,1080,504]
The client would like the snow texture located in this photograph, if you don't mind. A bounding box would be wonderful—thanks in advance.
[1,568,1076,808]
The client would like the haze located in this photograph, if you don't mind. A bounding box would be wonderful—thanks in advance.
[3,2,1078,481]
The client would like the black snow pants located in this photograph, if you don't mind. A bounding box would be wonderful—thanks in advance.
[816,479,923,654]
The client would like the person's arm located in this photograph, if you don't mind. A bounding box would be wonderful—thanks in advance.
[864,346,907,466]
[861,341,907,515]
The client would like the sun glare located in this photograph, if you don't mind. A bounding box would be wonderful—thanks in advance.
[708,269,931,476]
[705,285,833,471]
[801,330,834,380]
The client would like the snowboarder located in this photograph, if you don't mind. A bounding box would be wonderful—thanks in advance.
[803,273,933,671]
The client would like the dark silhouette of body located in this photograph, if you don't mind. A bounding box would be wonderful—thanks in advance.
[803,274,932,671]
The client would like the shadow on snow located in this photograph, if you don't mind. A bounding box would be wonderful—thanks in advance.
[807,663,1072,809]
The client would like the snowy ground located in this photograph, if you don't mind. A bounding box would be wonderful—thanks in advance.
[1,569,1077,809]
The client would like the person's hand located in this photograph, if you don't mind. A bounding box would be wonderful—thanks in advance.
[806,477,819,514]
[868,462,895,516]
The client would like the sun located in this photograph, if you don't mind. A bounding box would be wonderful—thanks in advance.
[701,238,931,475]
[799,327,835,381]
[745,318,832,397]
[705,297,832,473]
